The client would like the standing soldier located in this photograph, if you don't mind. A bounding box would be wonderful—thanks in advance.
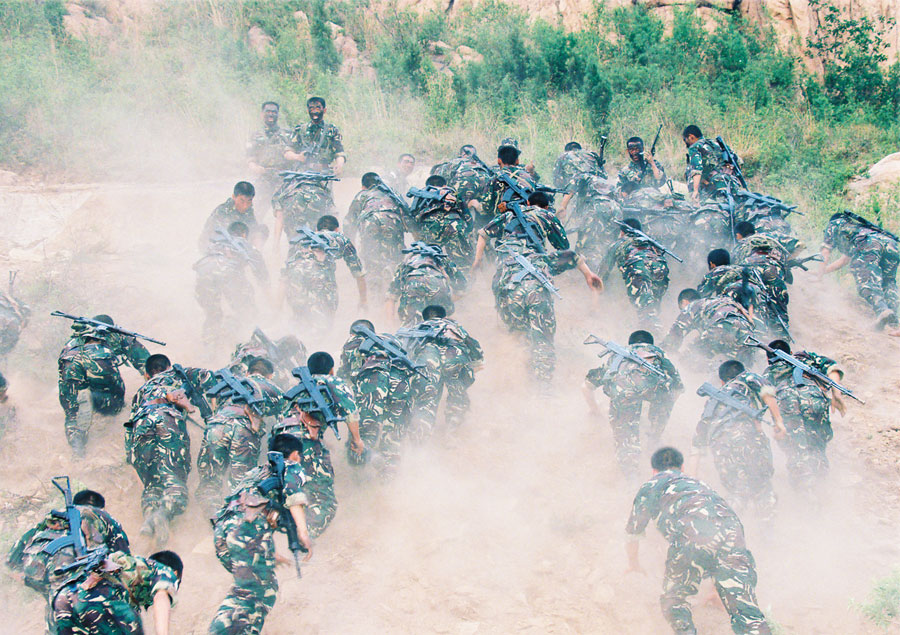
[56,314,150,457]
[664,288,757,366]
[281,214,367,332]
[388,243,466,325]
[818,211,899,330]
[208,434,312,634]
[246,101,293,203]
[386,152,416,194]
[583,331,682,480]
[682,125,735,203]
[126,354,215,544]
[407,176,475,273]
[626,447,772,635]
[199,181,263,249]
[616,136,666,197]
[283,96,346,175]
[690,360,786,521]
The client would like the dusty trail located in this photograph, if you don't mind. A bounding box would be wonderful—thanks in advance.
[0,178,898,634]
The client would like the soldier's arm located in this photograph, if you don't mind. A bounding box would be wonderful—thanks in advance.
[273,208,285,254]
[581,380,601,415]
[151,589,174,635]
[123,338,151,372]
[760,392,786,438]
[289,504,313,556]
[651,159,666,186]
[662,309,692,351]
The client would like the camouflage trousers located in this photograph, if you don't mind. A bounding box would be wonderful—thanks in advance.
[696,318,755,364]
[52,576,141,634]
[396,277,454,325]
[349,368,412,476]
[196,417,265,514]
[360,240,402,298]
[775,386,832,490]
[609,392,676,478]
[210,512,278,635]
[418,223,473,275]
[130,410,191,519]
[195,273,256,332]
[849,239,899,321]
[411,368,474,434]
[495,285,556,383]
[709,421,776,521]
[303,481,337,539]
[58,353,125,446]
[618,260,669,318]
[661,527,770,634]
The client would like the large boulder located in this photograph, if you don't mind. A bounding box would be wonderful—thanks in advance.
[247,25,273,55]
[849,152,900,194]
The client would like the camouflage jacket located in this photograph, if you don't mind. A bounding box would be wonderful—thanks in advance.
[733,234,789,271]
[285,229,364,280]
[388,251,467,297]
[59,550,180,609]
[823,215,899,257]
[207,372,285,431]
[128,366,216,428]
[616,158,666,195]
[602,232,667,277]
[448,159,492,207]
[219,459,308,514]
[665,296,753,348]
[289,121,345,171]
[585,342,682,399]
[693,371,774,449]
[494,250,580,298]
[400,317,484,366]
[552,149,606,191]
[488,165,537,218]
[684,137,727,185]
[479,205,568,255]
[194,233,268,282]
[198,199,261,249]
[58,325,149,373]
[345,188,406,240]
[342,331,417,379]
[280,373,359,424]
[626,470,744,542]
[246,125,293,176]
[411,186,473,239]
[763,351,841,396]
[272,414,335,494]
[229,335,307,389]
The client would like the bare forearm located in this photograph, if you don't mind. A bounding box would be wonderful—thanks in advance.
[152,592,172,635]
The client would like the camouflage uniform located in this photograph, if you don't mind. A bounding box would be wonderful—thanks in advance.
[627,470,771,634]
[733,234,790,336]
[199,199,263,249]
[288,121,345,172]
[479,204,569,256]
[696,265,770,334]
[400,317,483,433]
[664,296,756,364]
[585,343,682,477]
[410,186,475,272]
[493,250,582,382]
[389,249,466,324]
[603,232,670,321]
[447,159,493,227]
[345,188,407,295]
[282,229,364,329]
[693,371,778,520]
[229,333,307,390]
[246,124,293,189]
[764,352,841,489]
[569,177,621,270]
[272,178,335,236]
[487,165,537,219]
[57,325,150,450]
[194,234,268,334]
[126,366,215,520]
[196,374,285,512]
[552,149,607,192]
[616,158,666,196]
[210,462,308,635]
[823,215,900,325]
[685,137,736,199]
[51,550,179,635]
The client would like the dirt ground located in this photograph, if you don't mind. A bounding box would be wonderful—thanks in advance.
[0,177,898,634]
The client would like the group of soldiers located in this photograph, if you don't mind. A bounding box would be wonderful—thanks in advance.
[1,97,897,635]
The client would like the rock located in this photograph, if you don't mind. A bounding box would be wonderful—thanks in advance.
[334,33,359,59]
[247,25,272,55]
[849,152,900,193]
[456,45,484,64]
[429,40,452,54]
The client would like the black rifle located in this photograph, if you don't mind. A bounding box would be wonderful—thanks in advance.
[42,476,86,559]
[407,186,449,218]
[614,220,683,263]
[172,364,214,420]
[697,381,768,421]
[665,179,686,201]
[207,368,266,417]
[372,174,411,215]
[257,451,308,578]
[468,152,496,176]
[735,190,800,216]
[54,545,109,577]
[498,247,561,299]
[212,228,256,260]
[290,227,341,254]
[283,366,343,440]
[744,267,792,341]
[840,210,900,243]
[648,124,663,158]
[584,335,665,378]
[744,336,864,403]
[593,135,608,172]
[51,311,166,346]
[402,241,449,262]
[350,324,427,377]
[504,199,546,254]
[715,136,748,189]
[786,254,823,272]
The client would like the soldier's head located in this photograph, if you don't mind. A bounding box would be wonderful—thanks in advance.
[232,181,255,212]
[307,96,326,122]
[307,352,335,375]
[361,172,379,189]
[682,125,702,146]
[398,153,416,175]
[228,221,249,239]
[718,360,745,384]
[425,175,446,188]
[317,215,339,231]
[149,550,184,583]
[270,432,305,460]
[765,339,791,364]
[350,318,374,334]
[677,288,700,309]
[497,144,520,167]
[261,101,279,127]
[707,248,730,270]
[650,446,684,473]
[628,330,654,345]
[459,144,477,158]
[620,218,642,235]
[626,137,644,162]
[145,354,171,378]
[248,357,275,377]
[527,191,550,209]
[422,305,447,321]
[734,221,755,240]
[73,489,105,508]
[564,141,582,152]
[92,314,115,325]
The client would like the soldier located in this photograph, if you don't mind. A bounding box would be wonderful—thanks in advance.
[388,242,467,325]
[345,172,408,296]
[567,176,621,270]
[281,214,366,331]
[626,447,772,635]
[0,282,29,357]
[51,549,182,635]
[552,141,607,215]
[733,220,790,338]
[762,340,846,490]
[583,331,683,479]
[487,144,537,219]
[125,354,215,544]
[57,314,150,457]
[473,191,568,264]
[246,101,293,199]
[386,152,416,194]
[229,329,307,389]
[408,176,475,273]
[283,96,346,175]
[194,221,268,339]
[208,434,312,635]
[616,136,666,196]
[697,250,770,332]
[400,304,484,434]
[682,125,735,202]
[690,360,786,521]
[196,358,285,513]
[499,137,540,181]
[664,289,757,365]
[818,211,899,330]
[199,181,263,249]
[601,218,670,325]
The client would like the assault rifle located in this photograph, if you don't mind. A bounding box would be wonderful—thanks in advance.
[372,174,411,215]
[249,328,305,370]
[743,336,864,403]
[468,151,496,176]
[594,135,608,173]
[786,254,823,273]
[212,228,256,260]
[497,247,561,299]
[613,220,683,263]
[350,324,426,377]
[51,311,166,346]
[583,335,665,378]
[666,179,686,201]
[407,186,449,217]
[290,227,340,254]
[505,199,546,254]
[284,366,342,440]
[735,190,800,216]
[278,170,340,184]
[207,368,266,417]
[839,210,900,243]
[41,477,86,560]
[402,242,449,262]
[258,451,308,578]
[697,382,767,421]
[716,136,748,189]
[54,545,108,577]
[647,124,662,158]
[744,267,792,341]
[172,364,214,421]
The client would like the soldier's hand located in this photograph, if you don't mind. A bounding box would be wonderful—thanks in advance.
[773,422,787,440]
[350,437,365,455]
[275,552,294,567]
[586,273,604,291]
[831,395,847,416]
[690,190,700,203]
